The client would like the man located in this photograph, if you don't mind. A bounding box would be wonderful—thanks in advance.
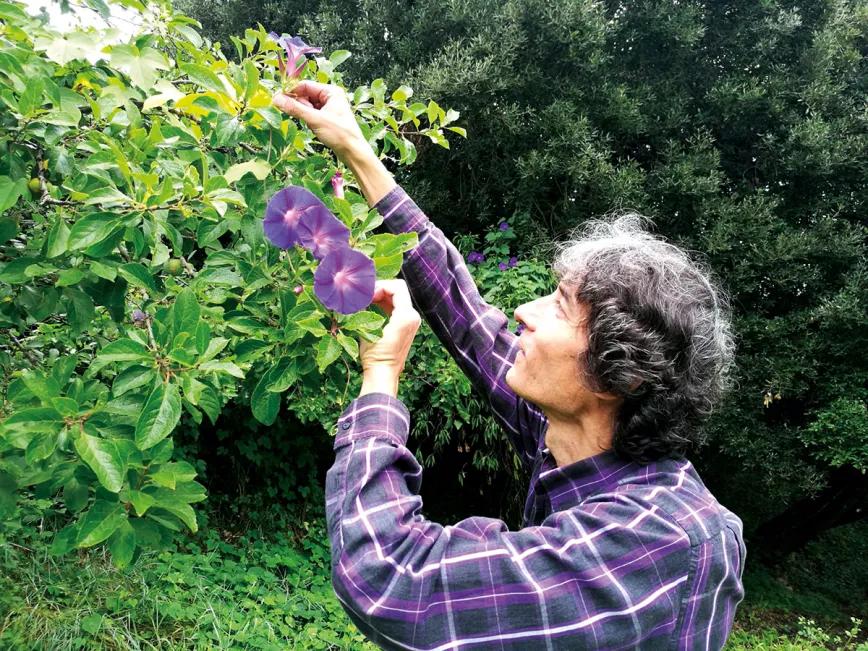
[274,82,746,650]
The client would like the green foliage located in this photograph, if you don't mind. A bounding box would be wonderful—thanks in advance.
[0,0,464,565]
[0,511,377,650]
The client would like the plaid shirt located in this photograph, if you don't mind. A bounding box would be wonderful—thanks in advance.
[325,186,746,650]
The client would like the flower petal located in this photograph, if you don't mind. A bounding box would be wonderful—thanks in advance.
[263,186,327,249]
[314,248,376,314]
[297,209,350,260]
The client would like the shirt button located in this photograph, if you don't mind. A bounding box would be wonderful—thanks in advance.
[341,421,351,430]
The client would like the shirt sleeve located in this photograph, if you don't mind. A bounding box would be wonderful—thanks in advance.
[325,395,693,650]
[373,186,545,468]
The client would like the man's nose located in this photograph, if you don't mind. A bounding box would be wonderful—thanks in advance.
[514,297,540,329]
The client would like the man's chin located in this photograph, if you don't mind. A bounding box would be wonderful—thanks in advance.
[505,368,524,398]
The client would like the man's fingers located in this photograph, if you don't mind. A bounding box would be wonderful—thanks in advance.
[289,80,341,108]
[272,93,320,127]
[372,280,415,315]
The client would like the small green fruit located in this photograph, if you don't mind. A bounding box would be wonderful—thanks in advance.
[28,178,42,194]
[164,259,183,276]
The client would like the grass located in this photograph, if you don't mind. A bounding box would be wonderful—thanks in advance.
[0,513,376,650]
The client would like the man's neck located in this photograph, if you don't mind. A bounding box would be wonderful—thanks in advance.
[543,409,616,468]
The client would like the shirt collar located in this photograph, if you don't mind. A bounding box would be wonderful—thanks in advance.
[537,447,644,512]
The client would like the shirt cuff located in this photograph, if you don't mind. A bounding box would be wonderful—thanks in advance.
[334,393,411,450]
[372,185,427,233]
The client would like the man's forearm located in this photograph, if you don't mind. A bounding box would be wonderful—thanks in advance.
[342,143,397,207]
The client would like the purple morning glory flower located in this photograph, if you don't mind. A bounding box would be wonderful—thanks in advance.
[297,209,350,260]
[331,171,345,199]
[499,222,510,231]
[269,32,322,79]
[314,248,376,314]
[263,186,331,250]
[498,262,508,271]
[509,256,518,268]
[466,251,485,264]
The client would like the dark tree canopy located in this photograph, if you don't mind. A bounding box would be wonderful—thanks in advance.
[179,0,868,560]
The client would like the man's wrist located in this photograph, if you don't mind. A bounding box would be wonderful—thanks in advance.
[359,367,400,398]
[339,138,377,167]
[340,142,397,207]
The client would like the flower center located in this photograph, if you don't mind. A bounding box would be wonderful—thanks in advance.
[333,270,347,286]
[283,208,300,225]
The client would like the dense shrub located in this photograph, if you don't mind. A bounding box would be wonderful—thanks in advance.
[0,0,464,565]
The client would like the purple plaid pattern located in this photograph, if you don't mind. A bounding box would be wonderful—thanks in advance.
[325,186,746,649]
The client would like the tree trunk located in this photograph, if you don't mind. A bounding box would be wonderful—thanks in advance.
[749,464,868,567]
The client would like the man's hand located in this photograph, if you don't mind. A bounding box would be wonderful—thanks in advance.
[272,81,369,161]
[359,280,422,398]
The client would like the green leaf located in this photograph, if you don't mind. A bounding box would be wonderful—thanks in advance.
[25,431,57,464]
[67,213,120,250]
[83,186,131,207]
[172,288,200,337]
[251,366,282,425]
[50,524,79,556]
[117,263,158,294]
[112,366,155,397]
[223,159,271,184]
[0,176,27,213]
[45,219,70,258]
[107,520,136,569]
[1,407,63,434]
[135,383,182,450]
[75,501,126,548]
[63,478,89,513]
[81,613,103,635]
[55,268,84,287]
[392,84,413,102]
[63,288,94,336]
[242,60,259,101]
[341,310,386,332]
[126,489,156,516]
[197,385,221,424]
[20,370,61,402]
[367,232,419,258]
[329,50,352,68]
[180,62,226,94]
[148,461,196,490]
[198,336,228,363]
[95,339,152,369]
[267,359,298,393]
[145,489,199,533]
[89,260,117,281]
[373,252,405,279]
[198,360,245,378]
[50,397,79,417]
[316,336,342,372]
[111,45,170,89]
[336,332,359,359]
[74,433,126,493]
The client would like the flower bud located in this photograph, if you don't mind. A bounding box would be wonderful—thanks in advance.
[331,171,345,199]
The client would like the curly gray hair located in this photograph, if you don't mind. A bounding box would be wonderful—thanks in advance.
[553,213,735,463]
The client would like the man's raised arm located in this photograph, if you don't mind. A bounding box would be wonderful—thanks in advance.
[273,83,545,466]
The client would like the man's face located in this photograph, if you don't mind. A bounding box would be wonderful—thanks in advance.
[505,284,609,418]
